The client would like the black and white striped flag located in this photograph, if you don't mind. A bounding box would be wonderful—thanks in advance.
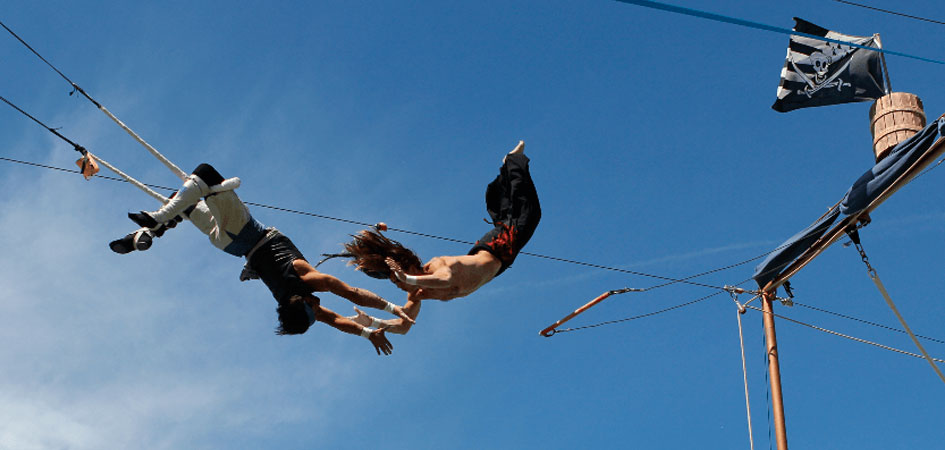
[772,18,887,113]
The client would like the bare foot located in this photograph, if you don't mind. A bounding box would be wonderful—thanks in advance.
[504,140,525,163]
[510,140,524,155]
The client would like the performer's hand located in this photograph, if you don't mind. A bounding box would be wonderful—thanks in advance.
[349,307,372,326]
[391,304,416,324]
[369,328,393,356]
[385,257,407,283]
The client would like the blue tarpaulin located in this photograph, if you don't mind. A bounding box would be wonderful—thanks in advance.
[753,116,945,288]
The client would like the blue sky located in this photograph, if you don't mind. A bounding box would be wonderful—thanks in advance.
[2,1,944,449]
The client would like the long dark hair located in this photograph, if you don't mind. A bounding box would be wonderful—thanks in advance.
[275,295,314,335]
[320,229,423,279]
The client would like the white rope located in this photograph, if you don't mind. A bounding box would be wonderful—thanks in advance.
[87,153,168,204]
[734,307,755,450]
[97,104,187,181]
[869,271,945,385]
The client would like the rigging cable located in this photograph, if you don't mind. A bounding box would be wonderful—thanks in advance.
[832,0,945,26]
[1,19,186,180]
[0,137,816,339]
[731,295,755,450]
[548,290,724,334]
[612,0,945,65]
[0,95,86,156]
[6,148,930,342]
[0,148,792,295]
[743,304,945,364]
[0,97,169,203]
[847,231,945,384]
[795,301,945,345]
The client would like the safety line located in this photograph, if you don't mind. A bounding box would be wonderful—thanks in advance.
[795,301,945,344]
[244,201,472,245]
[4,155,816,339]
[0,157,178,191]
[551,291,724,334]
[9,153,945,340]
[0,154,783,294]
[612,0,945,65]
[833,0,945,26]
[743,304,945,363]
[9,152,816,344]
[530,248,775,294]
[515,252,731,291]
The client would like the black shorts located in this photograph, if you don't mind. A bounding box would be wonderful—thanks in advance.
[248,233,319,306]
[469,153,541,277]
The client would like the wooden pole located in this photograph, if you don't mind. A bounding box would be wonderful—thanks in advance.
[762,291,789,450]
[874,34,892,95]
[539,288,637,337]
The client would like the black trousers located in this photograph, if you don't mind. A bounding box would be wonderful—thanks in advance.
[468,153,541,276]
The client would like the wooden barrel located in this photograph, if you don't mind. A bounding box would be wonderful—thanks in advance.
[869,92,925,161]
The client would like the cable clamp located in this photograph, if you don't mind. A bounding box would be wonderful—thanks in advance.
[725,287,747,314]
[723,285,749,295]
[609,287,643,295]
[724,285,763,297]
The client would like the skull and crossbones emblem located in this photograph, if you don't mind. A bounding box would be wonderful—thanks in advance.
[791,42,853,98]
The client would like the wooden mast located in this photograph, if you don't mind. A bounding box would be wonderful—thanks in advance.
[762,291,789,450]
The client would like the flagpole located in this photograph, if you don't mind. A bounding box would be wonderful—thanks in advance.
[875,33,892,95]
[762,290,789,450]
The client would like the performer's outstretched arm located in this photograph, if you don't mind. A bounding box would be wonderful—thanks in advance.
[385,257,452,288]
[350,296,421,335]
[292,259,415,324]
[315,306,393,355]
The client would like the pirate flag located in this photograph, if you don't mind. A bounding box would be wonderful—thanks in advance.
[772,18,887,113]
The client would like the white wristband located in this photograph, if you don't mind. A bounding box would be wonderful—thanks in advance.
[370,317,383,328]
[404,274,419,285]
[361,327,376,339]
[384,301,396,313]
